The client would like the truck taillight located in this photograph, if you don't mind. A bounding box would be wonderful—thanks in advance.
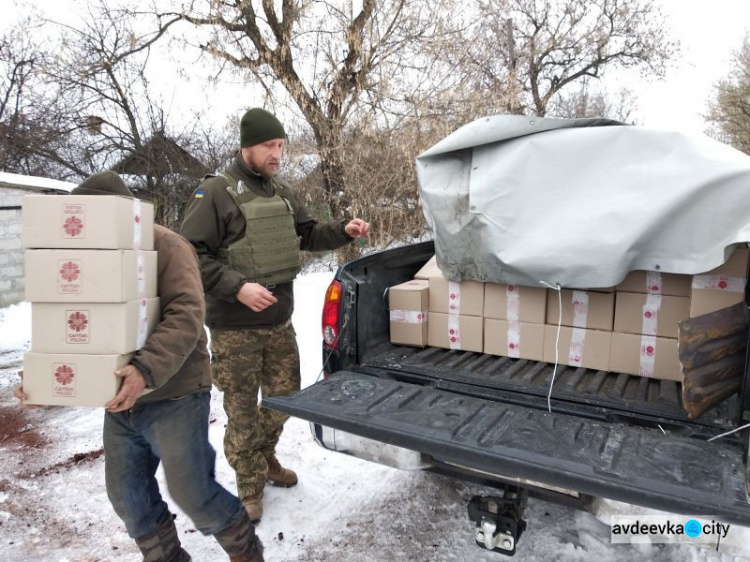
[322,280,343,348]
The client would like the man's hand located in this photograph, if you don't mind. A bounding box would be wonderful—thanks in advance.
[13,371,43,410]
[345,218,370,238]
[237,282,278,312]
[105,364,147,412]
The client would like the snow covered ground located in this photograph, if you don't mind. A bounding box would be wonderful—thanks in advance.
[1,271,749,561]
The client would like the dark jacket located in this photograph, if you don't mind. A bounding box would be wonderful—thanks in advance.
[132,225,212,403]
[180,153,353,329]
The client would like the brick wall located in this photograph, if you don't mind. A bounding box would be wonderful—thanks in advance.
[0,187,26,307]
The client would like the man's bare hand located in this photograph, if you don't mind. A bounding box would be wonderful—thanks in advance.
[345,218,370,238]
[13,371,43,410]
[237,282,278,312]
[105,364,146,412]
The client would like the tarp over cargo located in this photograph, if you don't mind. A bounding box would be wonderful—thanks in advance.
[416,115,750,289]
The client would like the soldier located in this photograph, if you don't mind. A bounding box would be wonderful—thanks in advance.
[15,171,264,562]
[180,108,369,521]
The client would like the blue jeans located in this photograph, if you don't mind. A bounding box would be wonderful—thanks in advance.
[104,391,243,539]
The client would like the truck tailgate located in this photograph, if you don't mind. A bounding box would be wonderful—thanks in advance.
[264,371,750,526]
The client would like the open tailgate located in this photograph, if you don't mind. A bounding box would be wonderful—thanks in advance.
[264,371,750,526]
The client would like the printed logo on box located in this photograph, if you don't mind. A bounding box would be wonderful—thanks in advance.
[66,310,90,344]
[58,260,83,293]
[53,363,76,397]
[61,204,86,238]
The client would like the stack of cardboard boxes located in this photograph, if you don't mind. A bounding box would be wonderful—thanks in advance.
[389,250,750,382]
[21,194,159,406]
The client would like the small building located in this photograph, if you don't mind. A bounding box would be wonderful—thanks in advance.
[0,172,76,308]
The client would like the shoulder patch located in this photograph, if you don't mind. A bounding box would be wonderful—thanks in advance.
[194,189,205,199]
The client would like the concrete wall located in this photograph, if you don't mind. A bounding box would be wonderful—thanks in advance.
[0,187,26,307]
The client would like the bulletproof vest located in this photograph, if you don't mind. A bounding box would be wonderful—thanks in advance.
[217,172,301,285]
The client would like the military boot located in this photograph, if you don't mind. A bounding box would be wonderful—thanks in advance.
[214,509,265,562]
[266,454,298,487]
[242,490,264,523]
[134,514,192,562]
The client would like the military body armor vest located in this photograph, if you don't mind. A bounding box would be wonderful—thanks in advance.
[217,172,301,285]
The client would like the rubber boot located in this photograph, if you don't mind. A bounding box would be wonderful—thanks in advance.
[214,509,265,562]
[134,514,192,562]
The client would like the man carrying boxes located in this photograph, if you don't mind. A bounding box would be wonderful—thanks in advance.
[15,172,264,562]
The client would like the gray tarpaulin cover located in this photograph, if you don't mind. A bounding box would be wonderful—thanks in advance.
[416,115,750,289]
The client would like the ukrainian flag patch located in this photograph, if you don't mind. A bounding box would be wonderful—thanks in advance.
[195,189,205,199]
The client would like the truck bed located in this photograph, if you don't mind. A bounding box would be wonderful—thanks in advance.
[360,342,740,435]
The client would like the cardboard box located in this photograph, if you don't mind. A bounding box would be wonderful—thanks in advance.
[429,277,484,317]
[22,352,133,406]
[690,249,749,317]
[697,248,750,278]
[389,280,429,347]
[24,249,158,303]
[428,313,483,353]
[609,332,681,381]
[31,298,160,354]
[614,292,690,339]
[414,255,442,280]
[484,283,547,323]
[484,319,545,360]
[546,289,615,331]
[22,194,154,250]
[689,287,747,317]
[543,325,611,372]
[616,271,692,297]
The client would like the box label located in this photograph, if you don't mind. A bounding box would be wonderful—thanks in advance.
[506,286,521,321]
[65,310,90,344]
[642,294,662,335]
[53,363,76,397]
[61,204,86,239]
[133,199,142,249]
[569,327,586,366]
[58,259,83,294]
[448,314,461,349]
[390,310,427,324]
[639,335,657,378]
[507,320,521,358]
[692,274,745,293]
[572,291,589,328]
[448,281,461,314]
[645,271,663,294]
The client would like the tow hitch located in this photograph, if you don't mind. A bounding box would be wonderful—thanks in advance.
[468,486,528,556]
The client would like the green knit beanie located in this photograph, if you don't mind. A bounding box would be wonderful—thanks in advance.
[240,108,286,148]
[71,171,133,197]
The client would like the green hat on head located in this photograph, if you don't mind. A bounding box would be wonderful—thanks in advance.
[71,171,133,197]
[240,108,286,148]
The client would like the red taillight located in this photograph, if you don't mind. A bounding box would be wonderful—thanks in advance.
[322,280,343,348]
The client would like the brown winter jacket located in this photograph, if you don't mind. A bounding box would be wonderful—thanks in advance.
[131,225,212,403]
[180,153,353,329]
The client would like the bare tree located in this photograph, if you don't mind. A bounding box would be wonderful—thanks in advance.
[34,4,225,227]
[0,18,69,176]
[706,34,750,155]
[551,78,638,122]
[454,0,677,117]
[162,0,463,256]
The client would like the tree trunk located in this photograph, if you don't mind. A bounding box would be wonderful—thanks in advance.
[318,142,361,264]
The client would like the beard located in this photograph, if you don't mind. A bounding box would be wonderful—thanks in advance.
[257,161,280,178]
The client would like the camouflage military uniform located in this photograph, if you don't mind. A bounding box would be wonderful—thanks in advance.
[180,153,353,503]
[210,321,300,497]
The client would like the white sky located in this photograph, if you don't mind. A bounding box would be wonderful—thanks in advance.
[4,0,749,137]
[635,0,750,133]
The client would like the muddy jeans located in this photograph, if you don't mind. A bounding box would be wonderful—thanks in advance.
[210,321,301,500]
[104,391,244,539]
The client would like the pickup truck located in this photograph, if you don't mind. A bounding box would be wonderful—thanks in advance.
[265,240,750,555]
